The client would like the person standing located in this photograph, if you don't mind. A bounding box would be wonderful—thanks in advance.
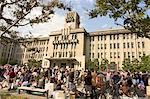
[84,71,93,99]
[8,68,16,91]
[91,70,97,98]
[112,72,121,99]
[68,69,76,92]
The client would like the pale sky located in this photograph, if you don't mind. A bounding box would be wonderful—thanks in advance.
[15,0,125,37]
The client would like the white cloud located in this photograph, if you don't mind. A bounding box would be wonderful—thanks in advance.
[87,0,94,2]
[16,14,65,37]
[101,24,108,28]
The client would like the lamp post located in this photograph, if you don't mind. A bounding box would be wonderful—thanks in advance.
[7,42,13,64]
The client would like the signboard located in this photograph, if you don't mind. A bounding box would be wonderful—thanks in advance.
[107,64,117,72]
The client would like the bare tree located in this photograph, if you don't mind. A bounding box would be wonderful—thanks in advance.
[0,0,71,42]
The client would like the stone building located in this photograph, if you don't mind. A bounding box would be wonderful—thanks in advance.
[1,11,150,70]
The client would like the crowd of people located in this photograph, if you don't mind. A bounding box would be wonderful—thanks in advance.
[0,64,149,99]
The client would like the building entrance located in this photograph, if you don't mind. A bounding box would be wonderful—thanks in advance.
[61,63,66,67]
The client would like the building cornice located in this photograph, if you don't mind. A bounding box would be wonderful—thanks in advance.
[19,37,49,42]
[49,28,87,36]
[89,28,131,36]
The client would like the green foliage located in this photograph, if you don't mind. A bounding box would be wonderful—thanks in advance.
[122,55,150,73]
[86,59,99,71]
[9,60,18,65]
[122,58,133,72]
[27,59,42,68]
[132,59,140,72]
[89,0,150,38]
[140,55,150,72]
[0,58,7,65]
[99,58,109,71]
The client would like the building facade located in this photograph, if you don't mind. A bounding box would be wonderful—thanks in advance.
[1,11,150,70]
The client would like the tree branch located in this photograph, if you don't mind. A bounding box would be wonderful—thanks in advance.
[1,1,37,36]
[0,0,18,17]
[14,22,30,27]
[1,16,13,25]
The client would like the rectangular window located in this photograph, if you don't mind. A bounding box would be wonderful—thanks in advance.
[101,44,103,49]
[98,36,100,41]
[114,52,116,58]
[89,53,91,57]
[61,44,62,49]
[66,52,67,57]
[123,43,126,48]
[127,34,129,39]
[63,52,64,57]
[63,44,65,49]
[131,42,134,48]
[98,53,100,58]
[128,52,130,58]
[110,35,112,40]
[104,35,106,40]
[59,52,61,57]
[132,52,134,58]
[117,43,119,49]
[110,43,112,49]
[101,36,103,41]
[74,52,76,57]
[74,43,76,49]
[138,42,140,48]
[117,34,119,39]
[71,43,73,49]
[127,42,130,48]
[118,52,120,58]
[139,52,141,57]
[123,34,125,39]
[131,33,133,39]
[98,44,100,49]
[70,52,72,57]
[142,42,145,48]
[75,34,77,39]
[62,35,64,40]
[101,53,103,58]
[104,44,106,49]
[113,35,115,40]
[92,44,94,50]
[143,51,145,56]
[64,35,67,40]
[92,37,94,41]
[56,52,57,57]
[124,52,126,58]
[66,44,68,49]
[110,52,112,58]
[137,34,139,39]
[104,52,106,58]
[92,53,94,58]
[114,43,116,49]
[54,45,55,49]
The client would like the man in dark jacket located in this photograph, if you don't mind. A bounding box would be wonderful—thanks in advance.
[112,72,121,98]
[84,71,93,99]
[68,69,76,92]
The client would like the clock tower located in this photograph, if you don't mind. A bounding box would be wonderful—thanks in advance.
[64,11,80,29]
